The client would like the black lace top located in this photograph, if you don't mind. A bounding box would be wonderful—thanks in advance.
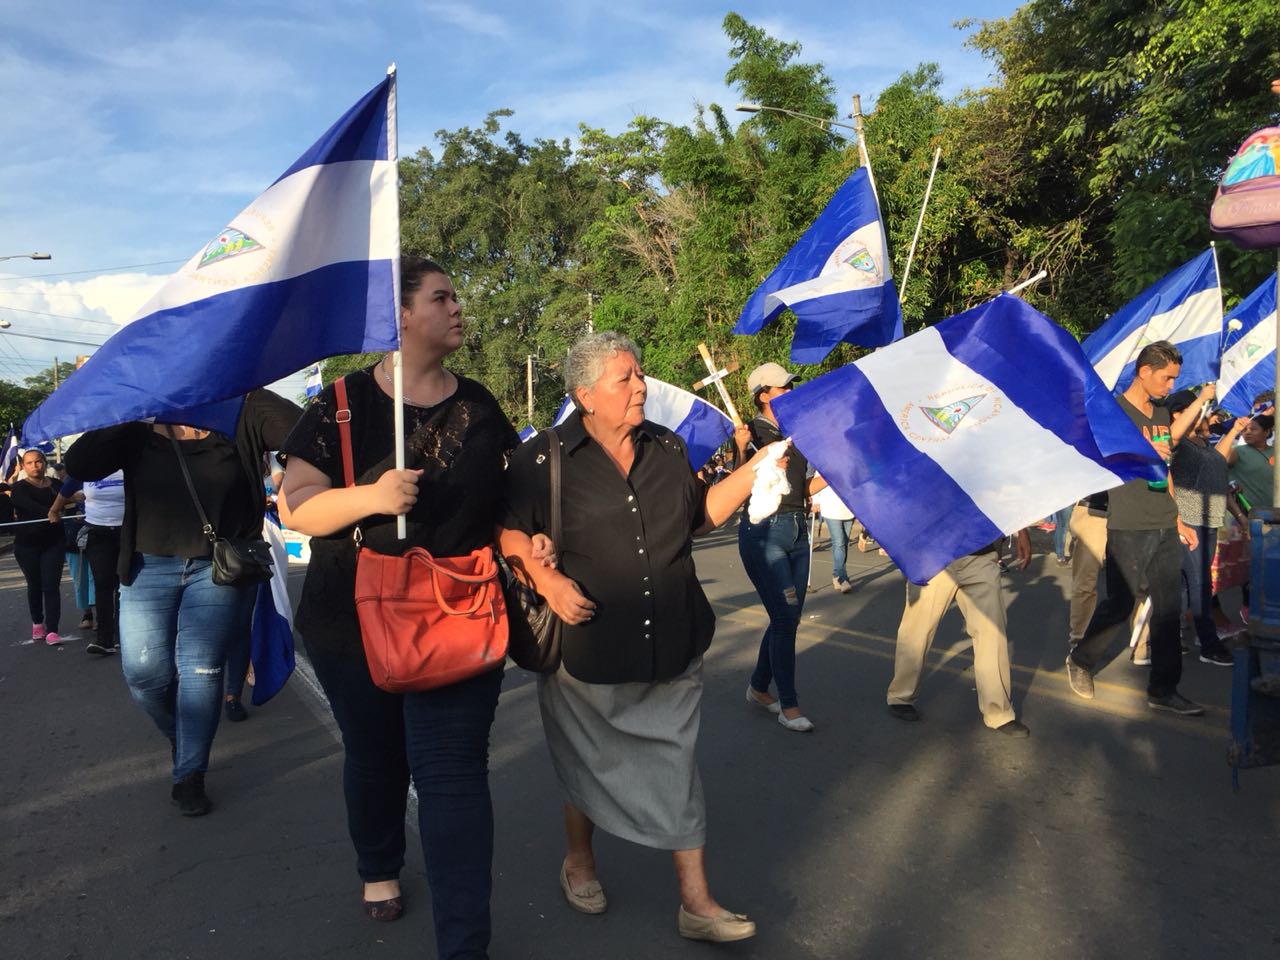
[280,365,517,655]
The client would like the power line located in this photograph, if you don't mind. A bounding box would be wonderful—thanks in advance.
[0,304,120,326]
[0,330,105,347]
[0,307,121,328]
[0,258,186,283]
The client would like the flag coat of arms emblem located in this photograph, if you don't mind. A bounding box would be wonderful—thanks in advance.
[733,167,903,364]
[773,294,1164,584]
[1081,249,1222,393]
[24,75,400,442]
[1218,277,1278,417]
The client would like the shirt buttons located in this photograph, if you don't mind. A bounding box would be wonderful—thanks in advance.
[638,548,645,554]
[644,590,651,597]
[644,633,651,640]
[644,619,651,626]
[643,576,649,582]
[627,495,635,502]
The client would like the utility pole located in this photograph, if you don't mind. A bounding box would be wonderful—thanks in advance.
[587,292,594,334]
[51,356,62,461]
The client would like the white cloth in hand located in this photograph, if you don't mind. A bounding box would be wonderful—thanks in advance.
[748,440,792,524]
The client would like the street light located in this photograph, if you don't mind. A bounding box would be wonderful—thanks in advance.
[0,252,52,262]
[735,102,859,136]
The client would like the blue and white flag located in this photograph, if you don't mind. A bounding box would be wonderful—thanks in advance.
[24,74,401,442]
[0,425,17,481]
[733,167,903,364]
[1082,249,1222,393]
[250,511,295,706]
[304,364,324,400]
[552,375,733,469]
[1218,278,1277,417]
[518,424,537,443]
[773,294,1164,584]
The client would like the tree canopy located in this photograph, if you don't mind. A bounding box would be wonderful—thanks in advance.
[322,3,1280,425]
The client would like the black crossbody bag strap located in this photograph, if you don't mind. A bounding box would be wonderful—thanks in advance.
[167,428,218,545]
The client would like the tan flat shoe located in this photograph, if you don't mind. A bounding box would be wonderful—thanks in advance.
[677,905,757,942]
[560,861,606,914]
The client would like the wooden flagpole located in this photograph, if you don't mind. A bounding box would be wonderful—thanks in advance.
[694,341,744,427]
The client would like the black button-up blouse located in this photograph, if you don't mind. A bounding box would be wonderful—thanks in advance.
[503,412,714,684]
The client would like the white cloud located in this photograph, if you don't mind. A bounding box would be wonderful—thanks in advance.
[0,273,168,382]
[420,2,513,40]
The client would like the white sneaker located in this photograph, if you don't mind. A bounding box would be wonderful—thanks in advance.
[832,577,852,593]
[777,712,815,732]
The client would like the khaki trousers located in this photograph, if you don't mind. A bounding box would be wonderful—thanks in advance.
[887,553,1016,728]
[1068,504,1107,643]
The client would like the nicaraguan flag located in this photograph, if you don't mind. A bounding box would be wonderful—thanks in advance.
[518,424,537,443]
[250,511,295,706]
[773,294,1164,584]
[551,375,733,469]
[733,166,903,364]
[1082,249,1222,392]
[1218,277,1278,417]
[23,74,400,442]
[305,364,324,400]
[0,426,17,481]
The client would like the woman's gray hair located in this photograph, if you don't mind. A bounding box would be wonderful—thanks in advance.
[564,331,642,400]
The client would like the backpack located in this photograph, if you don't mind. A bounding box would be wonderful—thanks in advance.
[1210,127,1280,250]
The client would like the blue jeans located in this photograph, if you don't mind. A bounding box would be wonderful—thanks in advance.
[118,555,256,781]
[827,517,853,582]
[1053,506,1073,560]
[739,511,809,709]
[307,640,504,960]
[1181,525,1218,649]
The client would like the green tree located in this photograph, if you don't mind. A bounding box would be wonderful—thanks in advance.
[0,380,45,432]
[961,0,1280,327]
[22,361,77,397]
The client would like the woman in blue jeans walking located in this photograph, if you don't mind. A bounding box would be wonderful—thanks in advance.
[735,363,828,733]
[65,389,302,816]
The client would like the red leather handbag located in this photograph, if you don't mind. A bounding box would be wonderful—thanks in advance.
[334,376,508,692]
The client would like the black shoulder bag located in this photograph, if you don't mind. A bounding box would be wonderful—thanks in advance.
[504,429,563,673]
[168,429,274,587]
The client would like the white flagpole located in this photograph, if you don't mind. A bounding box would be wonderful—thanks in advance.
[1210,241,1230,358]
[850,95,878,203]
[387,63,407,540]
[1006,270,1047,297]
[899,146,941,305]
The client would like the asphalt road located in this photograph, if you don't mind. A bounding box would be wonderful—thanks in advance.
[2,528,1277,960]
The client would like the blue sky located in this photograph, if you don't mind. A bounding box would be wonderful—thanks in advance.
[0,0,1016,396]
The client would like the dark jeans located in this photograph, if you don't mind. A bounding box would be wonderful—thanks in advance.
[1180,525,1218,650]
[224,631,252,700]
[14,540,64,632]
[84,525,122,648]
[739,510,810,709]
[306,640,503,960]
[1071,527,1184,697]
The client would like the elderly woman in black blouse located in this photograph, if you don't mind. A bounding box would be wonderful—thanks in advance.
[501,331,777,944]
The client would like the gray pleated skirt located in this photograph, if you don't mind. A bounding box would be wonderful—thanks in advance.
[537,656,706,850]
